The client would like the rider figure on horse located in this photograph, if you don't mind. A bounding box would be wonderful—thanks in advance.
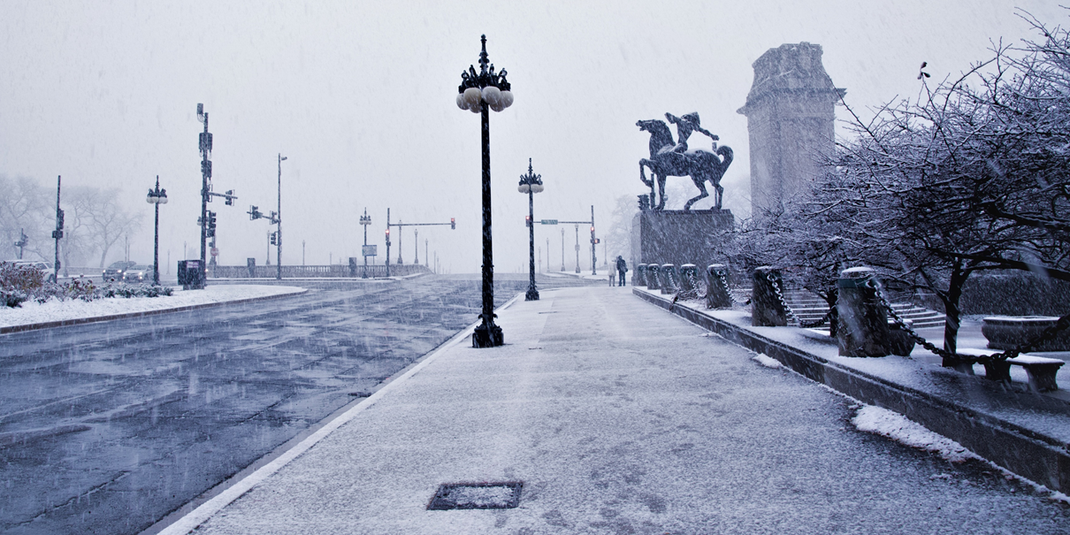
[665,112,718,153]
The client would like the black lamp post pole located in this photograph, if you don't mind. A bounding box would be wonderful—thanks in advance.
[457,34,512,348]
[150,176,164,285]
[518,158,542,301]
[477,103,500,344]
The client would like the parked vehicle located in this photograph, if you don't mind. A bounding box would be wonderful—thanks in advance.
[5,260,51,272]
[103,261,137,282]
[122,265,154,283]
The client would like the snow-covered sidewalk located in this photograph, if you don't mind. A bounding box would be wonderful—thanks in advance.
[156,286,1069,534]
[0,284,307,332]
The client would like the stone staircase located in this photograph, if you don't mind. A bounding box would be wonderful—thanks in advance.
[782,290,945,330]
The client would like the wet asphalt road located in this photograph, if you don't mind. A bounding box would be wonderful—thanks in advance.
[0,274,592,534]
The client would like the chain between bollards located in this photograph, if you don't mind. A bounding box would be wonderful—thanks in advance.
[865,275,1070,363]
[769,277,830,328]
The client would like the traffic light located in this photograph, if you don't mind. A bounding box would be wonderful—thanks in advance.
[57,209,64,229]
[249,206,260,220]
[201,160,212,179]
[270,232,277,246]
[525,215,531,228]
[225,190,234,206]
[207,211,217,237]
[450,218,456,230]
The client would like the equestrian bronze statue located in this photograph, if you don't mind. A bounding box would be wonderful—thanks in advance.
[638,112,733,211]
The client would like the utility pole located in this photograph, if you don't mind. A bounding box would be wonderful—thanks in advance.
[197,104,211,287]
[52,175,63,283]
[385,208,391,277]
[14,228,27,260]
[560,228,565,271]
[590,204,597,275]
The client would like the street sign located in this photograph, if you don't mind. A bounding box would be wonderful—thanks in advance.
[362,245,377,257]
[210,247,218,257]
[540,219,558,225]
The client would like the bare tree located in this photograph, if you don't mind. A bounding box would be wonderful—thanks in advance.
[65,187,142,269]
[0,175,51,261]
[821,11,1070,366]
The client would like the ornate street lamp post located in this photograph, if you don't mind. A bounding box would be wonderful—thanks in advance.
[456,34,514,348]
[517,158,543,301]
[146,175,168,285]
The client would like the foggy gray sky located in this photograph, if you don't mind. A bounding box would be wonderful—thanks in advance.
[2,0,1064,273]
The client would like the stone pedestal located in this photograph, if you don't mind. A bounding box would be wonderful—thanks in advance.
[706,264,733,309]
[633,209,734,268]
[752,266,788,327]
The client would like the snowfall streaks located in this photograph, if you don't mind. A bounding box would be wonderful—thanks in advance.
[0,276,575,534]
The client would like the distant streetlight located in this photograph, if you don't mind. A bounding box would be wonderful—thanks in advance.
[456,34,514,348]
[146,175,168,285]
[517,158,543,301]
[276,153,286,280]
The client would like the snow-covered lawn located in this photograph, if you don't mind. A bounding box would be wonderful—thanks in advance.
[0,285,307,329]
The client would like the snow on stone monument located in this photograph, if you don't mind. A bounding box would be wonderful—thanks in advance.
[738,42,845,221]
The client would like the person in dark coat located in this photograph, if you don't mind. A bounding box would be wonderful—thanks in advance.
[615,256,628,286]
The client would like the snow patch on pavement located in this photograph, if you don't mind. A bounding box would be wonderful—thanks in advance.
[0,285,306,328]
[752,353,782,369]
[851,404,977,463]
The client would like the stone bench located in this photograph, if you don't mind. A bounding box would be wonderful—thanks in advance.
[958,348,1065,392]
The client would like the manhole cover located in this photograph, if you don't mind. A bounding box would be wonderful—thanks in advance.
[427,481,523,510]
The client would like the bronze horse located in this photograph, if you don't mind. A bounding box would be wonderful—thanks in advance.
[637,119,733,211]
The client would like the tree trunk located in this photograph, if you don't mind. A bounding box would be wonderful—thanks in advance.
[941,262,972,372]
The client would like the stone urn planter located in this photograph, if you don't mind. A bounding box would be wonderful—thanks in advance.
[982,316,1070,351]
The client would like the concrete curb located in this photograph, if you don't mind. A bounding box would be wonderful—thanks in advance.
[0,288,309,335]
[635,288,1070,494]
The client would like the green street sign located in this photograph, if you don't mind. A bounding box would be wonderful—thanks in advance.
[540,219,558,225]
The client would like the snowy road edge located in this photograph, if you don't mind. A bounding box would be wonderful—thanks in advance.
[154,291,524,535]
[0,288,308,334]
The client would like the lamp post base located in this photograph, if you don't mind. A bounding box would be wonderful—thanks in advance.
[525,287,540,301]
[472,323,504,348]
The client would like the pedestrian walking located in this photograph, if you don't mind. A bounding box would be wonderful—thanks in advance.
[615,255,628,286]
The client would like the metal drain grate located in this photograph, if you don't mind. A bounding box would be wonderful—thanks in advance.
[427,481,523,510]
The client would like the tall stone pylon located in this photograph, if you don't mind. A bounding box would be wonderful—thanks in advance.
[738,43,845,221]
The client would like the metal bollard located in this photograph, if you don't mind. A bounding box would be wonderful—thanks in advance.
[706,264,732,309]
[646,264,661,290]
[660,264,678,294]
[836,267,913,357]
[751,266,788,326]
[635,264,647,287]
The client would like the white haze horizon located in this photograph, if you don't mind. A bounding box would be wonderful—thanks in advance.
[2,0,1064,273]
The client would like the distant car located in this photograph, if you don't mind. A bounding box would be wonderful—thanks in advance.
[122,265,154,283]
[103,261,137,282]
[5,260,50,271]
